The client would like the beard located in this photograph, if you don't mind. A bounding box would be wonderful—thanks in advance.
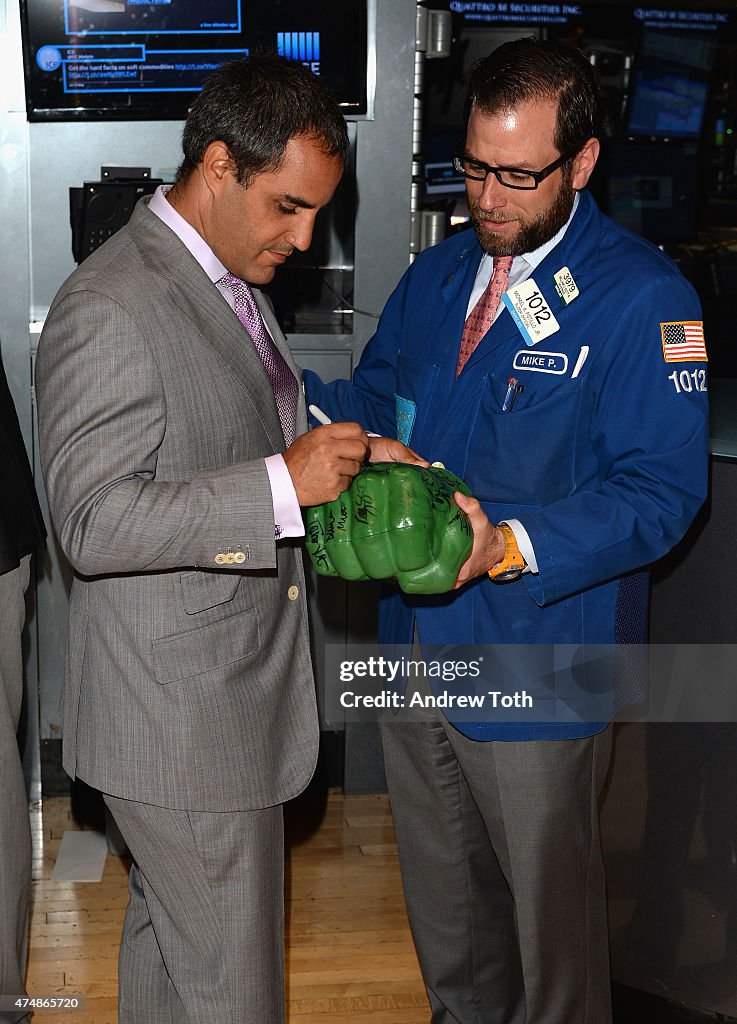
[470,170,575,257]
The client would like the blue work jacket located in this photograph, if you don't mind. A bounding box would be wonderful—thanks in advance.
[304,190,709,740]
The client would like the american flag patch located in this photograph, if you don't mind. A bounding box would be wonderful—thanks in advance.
[661,321,707,362]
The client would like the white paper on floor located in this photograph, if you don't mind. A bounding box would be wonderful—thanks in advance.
[51,830,108,882]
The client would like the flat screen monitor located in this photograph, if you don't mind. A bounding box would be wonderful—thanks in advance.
[424,162,465,197]
[20,0,368,121]
[627,69,709,140]
[625,29,714,141]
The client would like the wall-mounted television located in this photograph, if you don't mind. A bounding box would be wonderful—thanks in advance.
[625,29,714,141]
[626,68,709,140]
[20,0,368,121]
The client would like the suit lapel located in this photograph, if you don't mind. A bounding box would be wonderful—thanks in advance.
[127,203,286,451]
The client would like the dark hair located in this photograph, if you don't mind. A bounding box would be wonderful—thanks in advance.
[466,37,601,156]
[177,53,349,185]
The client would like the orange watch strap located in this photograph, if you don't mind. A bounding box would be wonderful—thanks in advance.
[488,523,526,581]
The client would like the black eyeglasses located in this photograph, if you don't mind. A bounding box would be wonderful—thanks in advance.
[452,146,574,191]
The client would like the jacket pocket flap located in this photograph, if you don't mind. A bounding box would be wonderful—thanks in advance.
[151,605,259,684]
[180,570,241,614]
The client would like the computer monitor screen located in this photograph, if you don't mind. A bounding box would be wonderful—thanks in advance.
[20,0,368,121]
[625,29,713,140]
[627,69,708,139]
[424,162,465,197]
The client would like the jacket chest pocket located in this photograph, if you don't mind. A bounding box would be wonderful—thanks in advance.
[394,354,441,447]
[463,374,586,507]
[150,571,257,685]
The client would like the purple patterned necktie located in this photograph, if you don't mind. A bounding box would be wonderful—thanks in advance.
[456,255,514,376]
[220,272,298,446]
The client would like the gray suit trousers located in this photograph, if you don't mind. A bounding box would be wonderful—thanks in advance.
[381,699,612,1024]
[103,794,285,1024]
[0,556,32,1024]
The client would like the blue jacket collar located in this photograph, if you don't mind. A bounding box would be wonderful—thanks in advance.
[440,188,601,307]
[446,190,603,375]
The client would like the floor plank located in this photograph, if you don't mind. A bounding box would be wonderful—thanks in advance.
[26,791,428,1022]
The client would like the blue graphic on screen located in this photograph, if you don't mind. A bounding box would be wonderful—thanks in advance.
[36,45,64,71]
[627,70,709,140]
[22,0,368,119]
[44,0,245,93]
[62,48,248,93]
[277,31,320,62]
[64,0,241,35]
[626,29,713,141]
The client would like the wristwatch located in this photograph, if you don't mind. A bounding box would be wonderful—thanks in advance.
[488,523,526,583]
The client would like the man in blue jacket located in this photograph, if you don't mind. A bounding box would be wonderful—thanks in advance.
[305,38,708,1024]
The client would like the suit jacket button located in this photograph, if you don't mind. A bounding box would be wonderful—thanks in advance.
[233,551,246,564]
[223,552,235,564]
[288,585,299,601]
[214,553,227,565]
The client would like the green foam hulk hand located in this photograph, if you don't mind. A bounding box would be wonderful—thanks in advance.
[304,463,474,595]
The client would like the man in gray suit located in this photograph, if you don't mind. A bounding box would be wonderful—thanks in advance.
[36,56,376,1023]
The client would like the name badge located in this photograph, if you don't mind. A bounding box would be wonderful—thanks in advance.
[502,277,560,346]
[553,266,579,305]
[513,350,568,374]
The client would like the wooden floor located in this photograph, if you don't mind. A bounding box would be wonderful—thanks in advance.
[26,789,429,1023]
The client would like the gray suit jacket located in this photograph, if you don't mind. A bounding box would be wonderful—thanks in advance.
[36,198,319,812]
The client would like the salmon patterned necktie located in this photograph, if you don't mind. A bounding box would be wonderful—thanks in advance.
[220,272,298,447]
[456,255,514,376]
